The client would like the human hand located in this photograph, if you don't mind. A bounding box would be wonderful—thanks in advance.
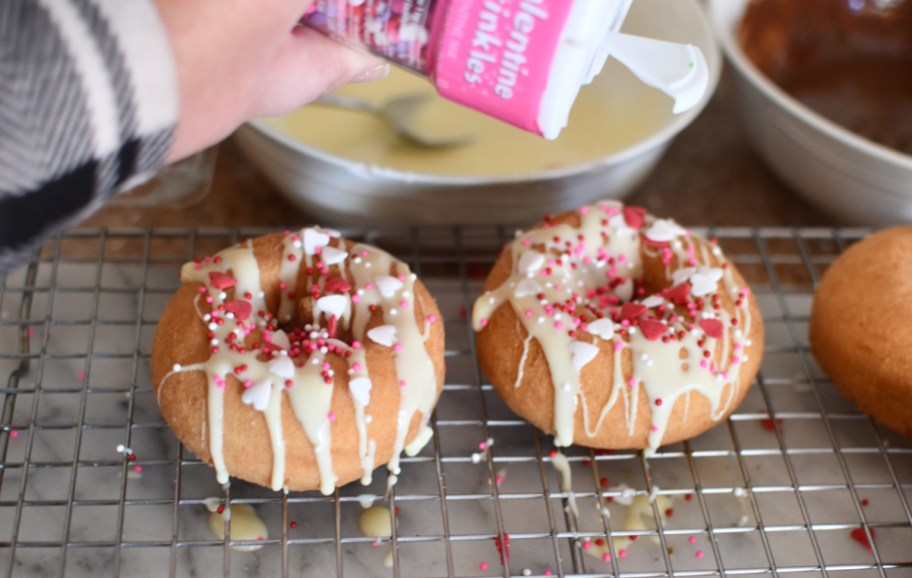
[155,0,387,162]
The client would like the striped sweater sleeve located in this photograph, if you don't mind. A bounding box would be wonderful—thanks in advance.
[0,0,178,271]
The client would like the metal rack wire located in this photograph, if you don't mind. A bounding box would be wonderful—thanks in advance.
[0,226,910,578]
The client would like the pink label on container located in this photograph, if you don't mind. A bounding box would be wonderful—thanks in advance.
[431,0,575,136]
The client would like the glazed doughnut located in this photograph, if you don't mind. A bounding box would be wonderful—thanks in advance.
[472,202,764,453]
[151,228,445,493]
[809,227,912,436]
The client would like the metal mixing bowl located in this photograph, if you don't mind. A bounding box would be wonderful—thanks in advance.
[235,0,720,226]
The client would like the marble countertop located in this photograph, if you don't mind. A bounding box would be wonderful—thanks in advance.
[84,66,837,232]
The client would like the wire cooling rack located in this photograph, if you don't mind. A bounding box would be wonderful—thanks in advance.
[0,226,910,578]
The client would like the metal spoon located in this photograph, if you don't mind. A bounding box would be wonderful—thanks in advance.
[311,93,476,148]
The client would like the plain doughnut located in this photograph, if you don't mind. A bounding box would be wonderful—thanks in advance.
[810,227,912,436]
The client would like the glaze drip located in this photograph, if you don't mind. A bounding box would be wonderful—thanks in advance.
[158,230,440,494]
[472,202,755,453]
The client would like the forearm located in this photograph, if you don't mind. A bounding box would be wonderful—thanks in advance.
[0,0,178,270]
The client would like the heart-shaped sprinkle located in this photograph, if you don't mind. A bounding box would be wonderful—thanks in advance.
[570,341,599,370]
[321,246,348,266]
[700,318,724,339]
[620,302,647,321]
[615,279,634,302]
[641,295,665,309]
[623,206,647,229]
[268,357,296,379]
[665,283,691,305]
[639,319,667,341]
[303,228,330,255]
[241,380,271,412]
[514,278,541,298]
[324,276,352,294]
[689,267,724,297]
[224,300,252,321]
[316,294,347,320]
[270,329,291,350]
[672,267,697,287]
[349,377,372,406]
[208,272,236,289]
[517,251,545,275]
[850,527,876,551]
[375,276,404,298]
[587,319,615,340]
[367,325,397,347]
[644,219,686,243]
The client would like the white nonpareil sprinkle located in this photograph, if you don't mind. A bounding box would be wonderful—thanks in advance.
[471,453,482,464]
[172,364,181,372]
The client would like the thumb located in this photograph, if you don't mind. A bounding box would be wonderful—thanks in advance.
[249,26,389,118]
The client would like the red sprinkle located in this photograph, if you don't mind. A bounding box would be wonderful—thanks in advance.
[699,318,724,339]
[224,300,252,321]
[494,534,511,564]
[620,302,647,321]
[850,527,876,552]
[623,206,647,229]
[208,272,236,289]
[290,521,298,529]
[639,318,666,341]
[861,498,870,507]
[324,276,352,294]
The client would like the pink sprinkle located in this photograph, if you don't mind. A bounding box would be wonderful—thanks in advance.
[689,536,697,544]
[544,571,552,576]
[27,327,34,337]
[352,362,362,372]
[243,380,252,388]
[478,442,487,451]
[495,475,505,485]
[479,562,488,571]
[361,250,369,258]
[279,282,287,290]
[732,356,741,364]
[322,362,331,370]
[614,342,623,351]
[77,371,85,381]
[579,206,589,215]
[371,540,379,548]
[618,549,627,558]
[400,300,409,308]
[651,425,659,432]
[352,341,362,349]
[399,380,407,388]
[525,309,533,318]
[480,318,489,327]
[602,552,611,562]
[522,239,531,246]
[582,540,592,550]
[352,295,361,303]
[10,430,19,439]
[733,343,742,351]
[398,275,406,282]
[696,550,705,559]
[393,343,403,353]
[554,321,564,329]
[428,314,437,323]
[205,296,214,304]
[327,412,336,422]
[627,378,636,387]
[700,360,708,368]
[133,465,142,473]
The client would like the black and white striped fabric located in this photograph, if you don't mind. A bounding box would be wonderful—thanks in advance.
[0,0,177,271]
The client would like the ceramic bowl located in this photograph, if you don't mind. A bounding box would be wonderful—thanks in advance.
[235,0,720,226]
[708,0,912,225]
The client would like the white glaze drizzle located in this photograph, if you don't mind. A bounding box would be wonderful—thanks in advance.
[158,229,439,494]
[472,202,754,453]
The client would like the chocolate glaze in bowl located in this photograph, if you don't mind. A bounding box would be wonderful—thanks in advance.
[738,0,912,155]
